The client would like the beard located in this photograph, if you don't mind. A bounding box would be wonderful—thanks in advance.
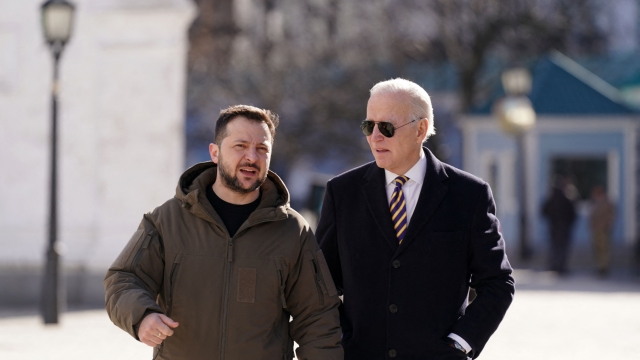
[217,153,268,195]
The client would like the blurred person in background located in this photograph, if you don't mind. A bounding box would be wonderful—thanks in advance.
[542,177,577,276]
[317,78,515,360]
[589,185,615,278]
[104,105,342,360]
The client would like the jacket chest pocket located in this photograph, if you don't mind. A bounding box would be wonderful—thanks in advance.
[233,258,289,311]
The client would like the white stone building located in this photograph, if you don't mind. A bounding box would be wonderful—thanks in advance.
[0,0,195,306]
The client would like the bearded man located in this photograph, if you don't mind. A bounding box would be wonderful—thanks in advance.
[105,105,342,360]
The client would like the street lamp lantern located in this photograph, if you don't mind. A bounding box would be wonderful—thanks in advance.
[495,68,536,135]
[493,67,535,261]
[494,96,536,135]
[40,0,75,325]
[41,0,75,45]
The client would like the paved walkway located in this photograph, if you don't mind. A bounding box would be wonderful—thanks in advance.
[1,270,638,359]
[481,270,640,360]
[0,308,149,360]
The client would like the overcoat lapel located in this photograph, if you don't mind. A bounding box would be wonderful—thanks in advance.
[361,163,400,252]
[396,148,449,255]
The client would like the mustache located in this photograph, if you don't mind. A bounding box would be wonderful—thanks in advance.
[238,162,260,171]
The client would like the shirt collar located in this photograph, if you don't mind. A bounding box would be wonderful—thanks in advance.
[385,148,426,186]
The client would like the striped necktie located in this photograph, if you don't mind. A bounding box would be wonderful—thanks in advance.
[390,175,409,244]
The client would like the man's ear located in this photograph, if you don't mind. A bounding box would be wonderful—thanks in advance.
[209,143,219,164]
[417,118,428,143]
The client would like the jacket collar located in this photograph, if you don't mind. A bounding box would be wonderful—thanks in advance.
[175,161,290,227]
[361,147,449,255]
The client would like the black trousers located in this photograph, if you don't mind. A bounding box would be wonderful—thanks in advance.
[548,225,573,274]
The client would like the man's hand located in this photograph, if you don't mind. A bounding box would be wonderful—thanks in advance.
[138,313,179,347]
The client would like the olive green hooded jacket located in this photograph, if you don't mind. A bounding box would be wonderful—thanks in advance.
[104,162,342,360]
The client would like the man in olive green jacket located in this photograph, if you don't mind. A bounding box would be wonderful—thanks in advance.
[104,105,342,360]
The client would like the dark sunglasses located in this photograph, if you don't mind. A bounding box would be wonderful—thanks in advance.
[360,118,419,138]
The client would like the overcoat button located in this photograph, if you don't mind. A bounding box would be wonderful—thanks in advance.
[389,304,398,313]
[388,349,397,357]
[392,259,401,268]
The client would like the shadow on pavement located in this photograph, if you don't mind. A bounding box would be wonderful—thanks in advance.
[0,304,104,320]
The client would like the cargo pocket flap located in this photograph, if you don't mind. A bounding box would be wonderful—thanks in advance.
[315,250,338,297]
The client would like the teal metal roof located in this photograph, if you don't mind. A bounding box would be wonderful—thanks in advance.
[471,51,636,115]
[575,51,640,88]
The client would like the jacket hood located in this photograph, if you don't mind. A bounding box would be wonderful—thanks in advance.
[175,161,291,223]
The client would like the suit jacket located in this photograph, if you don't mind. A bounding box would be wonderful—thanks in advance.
[317,147,515,360]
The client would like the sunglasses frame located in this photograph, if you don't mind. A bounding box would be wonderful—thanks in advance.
[360,118,420,138]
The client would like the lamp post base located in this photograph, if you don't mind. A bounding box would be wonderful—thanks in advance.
[41,247,59,324]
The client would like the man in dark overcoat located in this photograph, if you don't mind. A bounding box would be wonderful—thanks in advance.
[317,78,515,359]
[542,178,577,275]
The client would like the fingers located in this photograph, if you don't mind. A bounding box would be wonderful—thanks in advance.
[159,314,180,328]
[156,321,175,337]
[141,332,164,347]
[138,313,178,348]
[140,329,164,348]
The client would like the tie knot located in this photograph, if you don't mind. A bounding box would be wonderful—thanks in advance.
[394,176,409,187]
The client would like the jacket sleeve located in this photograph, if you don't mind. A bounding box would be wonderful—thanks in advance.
[104,216,165,340]
[286,224,343,360]
[451,183,515,358]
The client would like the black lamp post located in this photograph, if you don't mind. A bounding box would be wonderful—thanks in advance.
[40,0,75,325]
[493,68,536,261]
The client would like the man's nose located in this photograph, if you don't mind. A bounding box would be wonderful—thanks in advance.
[244,147,258,162]
[370,123,384,141]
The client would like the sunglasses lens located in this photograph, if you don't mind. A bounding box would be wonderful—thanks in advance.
[361,121,396,137]
[361,121,375,136]
[379,122,394,137]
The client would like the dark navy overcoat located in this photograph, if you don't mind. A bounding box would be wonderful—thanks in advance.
[317,148,515,360]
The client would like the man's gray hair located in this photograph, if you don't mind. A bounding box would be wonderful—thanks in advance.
[370,78,435,140]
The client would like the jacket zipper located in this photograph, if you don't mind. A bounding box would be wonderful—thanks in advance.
[276,259,287,309]
[219,219,282,360]
[275,259,288,360]
[192,200,286,360]
[310,259,325,306]
[131,229,154,269]
[152,345,162,360]
[220,236,233,360]
[190,201,235,360]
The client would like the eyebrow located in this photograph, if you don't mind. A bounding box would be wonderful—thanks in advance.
[233,139,271,146]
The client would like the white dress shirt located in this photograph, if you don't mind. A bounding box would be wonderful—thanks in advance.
[383,150,472,354]
[384,149,427,224]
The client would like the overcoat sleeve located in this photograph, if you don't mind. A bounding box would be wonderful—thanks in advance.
[316,180,343,294]
[451,183,515,358]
